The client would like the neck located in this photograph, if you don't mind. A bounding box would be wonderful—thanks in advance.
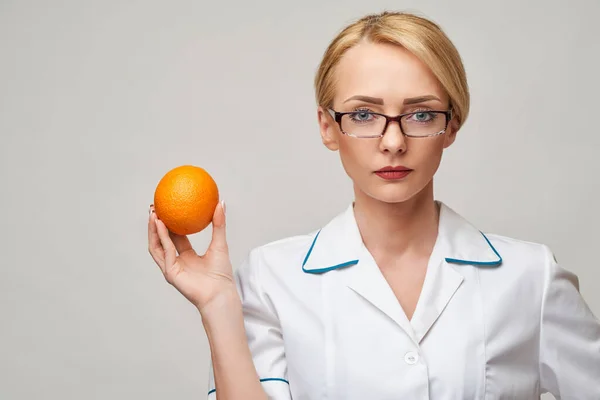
[352,182,439,258]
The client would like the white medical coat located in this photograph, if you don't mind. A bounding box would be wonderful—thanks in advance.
[208,201,600,399]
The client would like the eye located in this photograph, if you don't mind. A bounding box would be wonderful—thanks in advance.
[350,111,372,122]
[345,108,381,125]
[407,111,436,123]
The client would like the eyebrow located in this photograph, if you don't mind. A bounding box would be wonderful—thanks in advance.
[343,95,384,105]
[403,95,442,105]
[343,94,442,105]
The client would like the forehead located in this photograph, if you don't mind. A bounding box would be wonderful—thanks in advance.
[333,41,447,106]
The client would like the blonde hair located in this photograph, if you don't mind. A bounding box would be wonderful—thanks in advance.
[314,11,470,128]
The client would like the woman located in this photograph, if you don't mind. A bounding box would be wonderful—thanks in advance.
[147,11,600,399]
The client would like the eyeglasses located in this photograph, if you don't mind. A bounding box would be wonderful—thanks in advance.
[327,108,453,138]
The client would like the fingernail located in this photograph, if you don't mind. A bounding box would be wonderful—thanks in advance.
[221,200,226,215]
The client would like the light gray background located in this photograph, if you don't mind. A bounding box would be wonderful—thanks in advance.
[1,0,598,399]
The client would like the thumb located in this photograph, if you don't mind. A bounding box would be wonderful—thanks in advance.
[209,200,228,253]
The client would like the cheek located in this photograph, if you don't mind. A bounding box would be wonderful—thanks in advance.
[338,140,375,174]
[413,139,445,173]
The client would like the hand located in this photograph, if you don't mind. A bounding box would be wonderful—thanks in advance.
[147,201,236,312]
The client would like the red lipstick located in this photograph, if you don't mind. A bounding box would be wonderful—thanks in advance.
[375,166,413,180]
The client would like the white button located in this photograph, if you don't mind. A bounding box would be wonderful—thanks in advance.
[404,351,419,365]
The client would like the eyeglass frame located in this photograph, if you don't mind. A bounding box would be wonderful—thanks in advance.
[327,108,453,138]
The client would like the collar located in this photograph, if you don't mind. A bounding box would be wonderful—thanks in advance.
[302,201,502,274]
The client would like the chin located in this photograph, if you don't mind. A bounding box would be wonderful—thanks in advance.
[362,185,420,204]
[356,175,434,205]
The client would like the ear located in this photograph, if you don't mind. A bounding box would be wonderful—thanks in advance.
[317,106,339,151]
[443,117,459,149]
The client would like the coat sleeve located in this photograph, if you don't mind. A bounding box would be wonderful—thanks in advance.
[207,248,292,399]
[539,245,600,398]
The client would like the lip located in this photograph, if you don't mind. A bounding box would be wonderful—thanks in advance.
[374,165,413,180]
[376,165,412,172]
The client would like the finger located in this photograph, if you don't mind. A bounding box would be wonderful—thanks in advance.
[148,205,161,250]
[148,206,165,272]
[155,217,177,271]
[209,201,228,253]
[169,231,196,256]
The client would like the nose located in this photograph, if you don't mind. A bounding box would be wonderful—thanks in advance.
[379,119,407,154]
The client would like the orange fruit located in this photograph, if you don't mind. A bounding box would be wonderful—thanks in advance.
[153,165,219,235]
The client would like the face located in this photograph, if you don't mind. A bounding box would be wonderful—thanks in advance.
[317,41,458,205]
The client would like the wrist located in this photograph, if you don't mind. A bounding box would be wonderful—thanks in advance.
[198,285,242,322]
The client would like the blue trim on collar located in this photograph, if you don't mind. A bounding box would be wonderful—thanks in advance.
[302,225,502,273]
[301,229,321,267]
[208,378,290,395]
[444,232,502,267]
[301,230,359,274]
[303,259,359,274]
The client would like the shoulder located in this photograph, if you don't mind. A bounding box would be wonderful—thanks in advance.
[477,232,559,298]
[485,232,555,270]
[437,201,555,278]
[235,229,319,283]
[485,233,554,265]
